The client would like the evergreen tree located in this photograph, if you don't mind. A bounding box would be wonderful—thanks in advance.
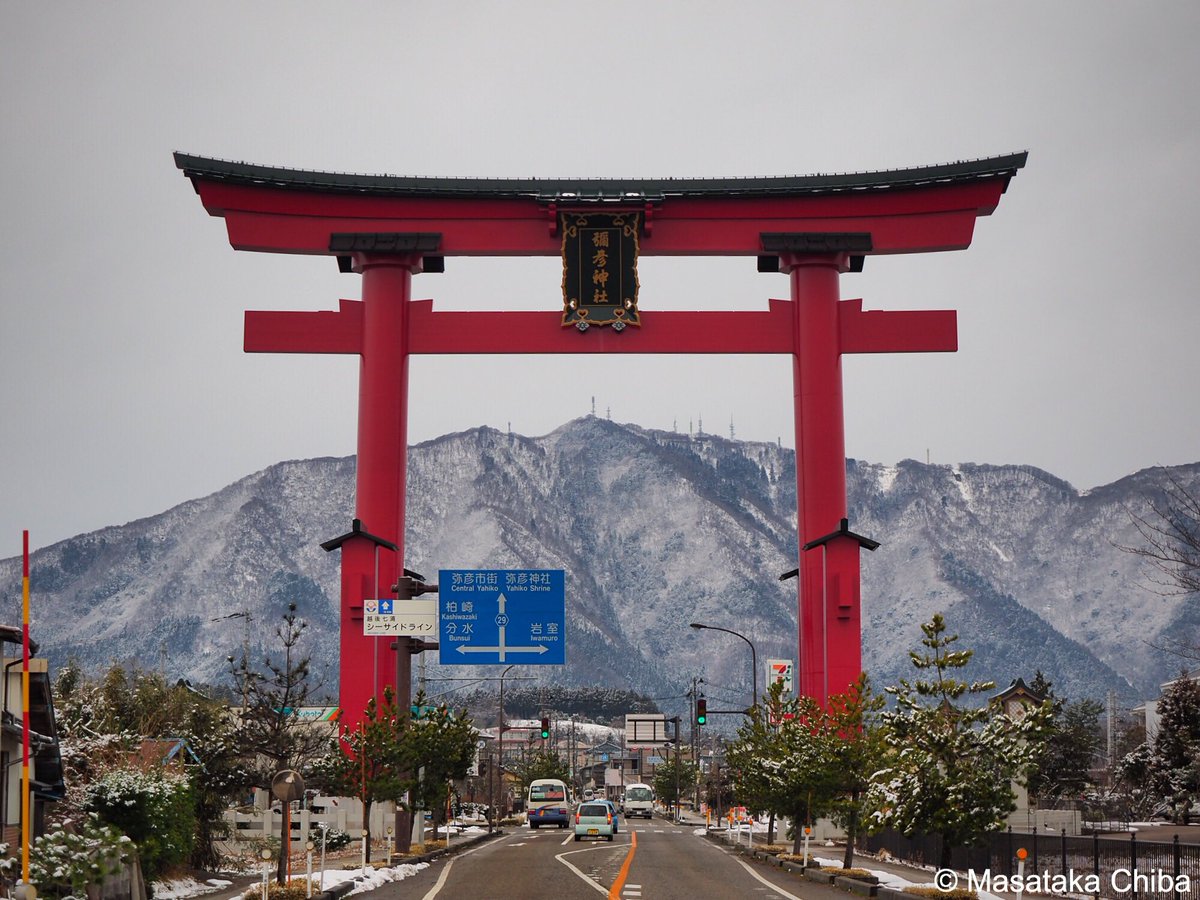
[231,603,333,777]
[651,756,698,811]
[823,674,887,869]
[308,686,407,862]
[230,603,333,882]
[511,747,571,791]
[401,692,480,837]
[1027,692,1104,806]
[866,614,1049,868]
[725,681,841,854]
[1120,670,1200,823]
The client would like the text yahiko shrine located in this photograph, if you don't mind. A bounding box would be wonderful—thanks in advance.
[177,151,1026,731]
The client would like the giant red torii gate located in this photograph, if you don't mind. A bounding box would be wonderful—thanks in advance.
[177,151,1025,730]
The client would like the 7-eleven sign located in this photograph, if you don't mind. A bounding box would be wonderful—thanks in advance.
[767,659,794,695]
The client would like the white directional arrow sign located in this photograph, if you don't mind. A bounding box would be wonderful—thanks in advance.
[439,570,565,666]
[456,593,550,658]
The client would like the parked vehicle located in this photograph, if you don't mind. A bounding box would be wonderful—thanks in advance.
[526,778,571,829]
[622,783,655,819]
[574,801,615,841]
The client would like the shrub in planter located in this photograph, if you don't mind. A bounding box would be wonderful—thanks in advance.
[777,853,814,865]
[823,866,878,882]
[902,887,977,900]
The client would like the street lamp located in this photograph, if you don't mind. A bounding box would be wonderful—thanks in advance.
[689,623,758,709]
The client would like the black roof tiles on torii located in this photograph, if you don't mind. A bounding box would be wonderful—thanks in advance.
[174,151,1028,201]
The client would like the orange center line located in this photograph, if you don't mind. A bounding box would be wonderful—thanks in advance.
[608,830,637,899]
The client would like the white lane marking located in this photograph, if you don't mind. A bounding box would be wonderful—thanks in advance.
[554,844,614,896]
[417,837,494,900]
[732,855,805,900]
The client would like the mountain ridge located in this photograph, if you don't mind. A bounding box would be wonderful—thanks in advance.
[2,417,1195,718]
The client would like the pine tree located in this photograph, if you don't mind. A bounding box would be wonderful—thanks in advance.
[866,614,1049,868]
[308,686,407,863]
[231,603,333,777]
[1149,671,1200,822]
[651,756,698,810]
[725,681,848,854]
[401,692,480,837]
[230,603,333,882]
[511,747,571,792]
[823,674,887,869]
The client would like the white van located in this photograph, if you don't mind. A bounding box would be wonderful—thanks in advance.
[622,783,655,819]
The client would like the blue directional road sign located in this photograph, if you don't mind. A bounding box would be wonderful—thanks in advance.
[438,569,565,665]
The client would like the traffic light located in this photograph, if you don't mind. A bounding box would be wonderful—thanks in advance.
[696,697,707,726]
[394,575,438,599]
[540,717,550,739]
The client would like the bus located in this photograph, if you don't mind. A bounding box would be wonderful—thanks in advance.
[526,778,571,829]
[622,783,655,819]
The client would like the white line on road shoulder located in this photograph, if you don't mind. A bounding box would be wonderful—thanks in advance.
[732,855,806,900]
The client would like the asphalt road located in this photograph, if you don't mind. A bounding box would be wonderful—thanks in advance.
[368,818,849,900]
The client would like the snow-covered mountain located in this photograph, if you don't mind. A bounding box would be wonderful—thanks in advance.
[2,417,1195,714]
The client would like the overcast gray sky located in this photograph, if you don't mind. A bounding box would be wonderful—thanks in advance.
[3,2,1199,551]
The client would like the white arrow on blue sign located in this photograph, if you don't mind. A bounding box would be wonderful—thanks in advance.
[438,569,566,665]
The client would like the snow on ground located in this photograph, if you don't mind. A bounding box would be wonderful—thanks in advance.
[154,861,430,900]
[153,878,235,900]
[710,824,1012,900]
[151,823,491,899]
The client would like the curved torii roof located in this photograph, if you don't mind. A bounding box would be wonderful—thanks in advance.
[175,151,1026,202]
[175,151,1028,258]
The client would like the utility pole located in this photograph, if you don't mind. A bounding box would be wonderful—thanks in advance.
[1107,690,1117,772]
[497,664,515,823]
[672,716,682,824]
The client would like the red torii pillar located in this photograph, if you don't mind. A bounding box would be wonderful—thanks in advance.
[247,260,951,717]
[176,151,1024,725]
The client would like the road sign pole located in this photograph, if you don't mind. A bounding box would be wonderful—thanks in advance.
[393,638,412,854]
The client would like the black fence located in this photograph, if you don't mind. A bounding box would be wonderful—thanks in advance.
[860,828,1198,900]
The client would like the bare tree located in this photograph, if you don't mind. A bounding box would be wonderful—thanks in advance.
[1120,468,1200,661]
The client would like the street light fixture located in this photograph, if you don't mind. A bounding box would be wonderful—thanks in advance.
[689,622,758,709]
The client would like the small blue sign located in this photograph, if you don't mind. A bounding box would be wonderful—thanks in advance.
[438,569,566,666]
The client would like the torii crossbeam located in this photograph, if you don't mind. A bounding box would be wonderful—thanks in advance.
[177,151,1026,730]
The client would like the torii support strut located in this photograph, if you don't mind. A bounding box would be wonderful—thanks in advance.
[177,151,1025,724]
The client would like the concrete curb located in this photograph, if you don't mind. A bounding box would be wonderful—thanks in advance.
[704,830,884,899]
